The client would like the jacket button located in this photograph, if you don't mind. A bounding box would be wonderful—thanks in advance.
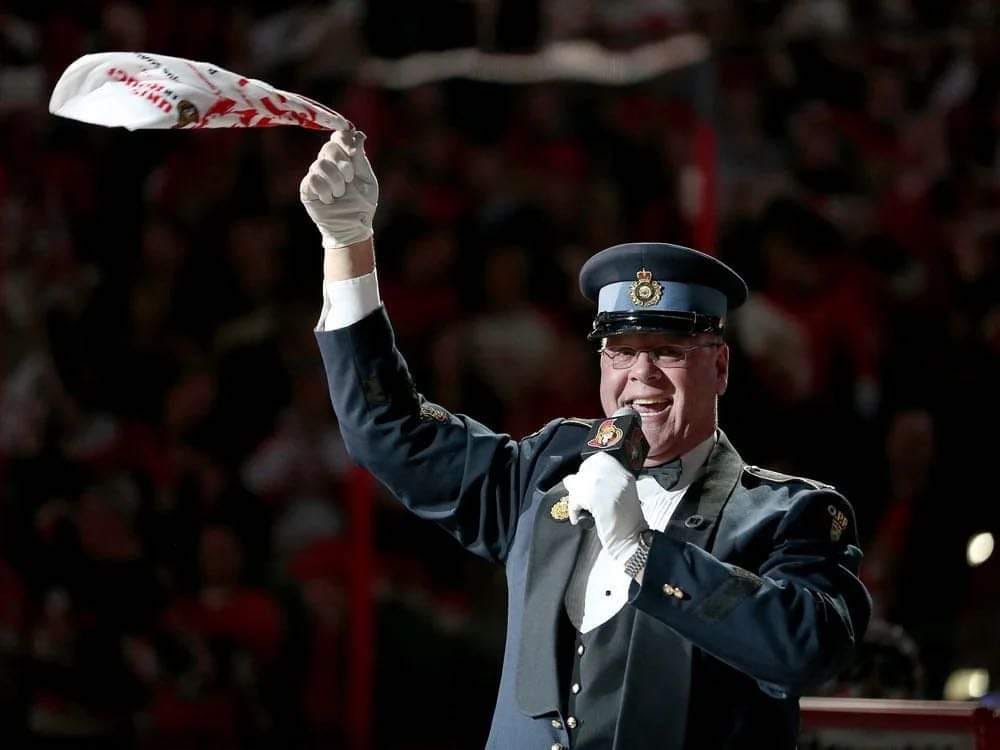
[551,719,562,729]
[566,716,578,729]
[577,644,585,656]
[571,682,581,694]
[551,744,564,750]
[663,584,675,596]
[684,514,705,528]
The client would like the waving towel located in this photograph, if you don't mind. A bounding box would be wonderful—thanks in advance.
[49,51,350,131]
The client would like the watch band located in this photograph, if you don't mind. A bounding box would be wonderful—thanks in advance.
[624,528,655,579]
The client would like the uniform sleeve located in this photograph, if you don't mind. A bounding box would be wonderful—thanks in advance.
[629,489,871,695]
[315,307,553,564]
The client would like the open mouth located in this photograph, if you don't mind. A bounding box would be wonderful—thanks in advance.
[627,398,671,416]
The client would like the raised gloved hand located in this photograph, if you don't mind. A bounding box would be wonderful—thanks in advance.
[564,452,647,563]
[300,129,379,250]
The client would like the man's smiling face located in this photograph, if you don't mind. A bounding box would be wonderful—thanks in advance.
[598,332,729,465]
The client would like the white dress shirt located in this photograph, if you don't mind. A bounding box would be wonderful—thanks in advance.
[316,275,717,632]
[578,433,716,633]
[316,271,382,331]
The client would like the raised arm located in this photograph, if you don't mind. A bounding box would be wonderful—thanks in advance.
[301,129,547,563]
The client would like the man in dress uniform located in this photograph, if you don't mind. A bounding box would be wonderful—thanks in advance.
[301,129,871,749]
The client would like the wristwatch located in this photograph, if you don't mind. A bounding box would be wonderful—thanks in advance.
[624,528,656,579]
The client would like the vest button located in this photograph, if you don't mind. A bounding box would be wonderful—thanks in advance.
[566,716,578,729]
[551,744,565,750]
[577,644,585,656]
[571,683,581,694]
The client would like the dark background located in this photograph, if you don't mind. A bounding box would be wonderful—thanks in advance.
[1,1,998,747]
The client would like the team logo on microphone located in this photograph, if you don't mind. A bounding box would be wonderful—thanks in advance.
[629,268,663,307]
[587,418,624,449]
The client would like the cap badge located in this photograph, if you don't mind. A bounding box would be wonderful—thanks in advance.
[587,418,624,449]
[629,268,663,307]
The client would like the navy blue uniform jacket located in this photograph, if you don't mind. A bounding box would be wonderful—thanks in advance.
[316,308,871,749]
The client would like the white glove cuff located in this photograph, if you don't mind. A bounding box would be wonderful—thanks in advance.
[317,218,374,250]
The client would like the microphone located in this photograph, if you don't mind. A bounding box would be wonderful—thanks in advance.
[574,406,649,529]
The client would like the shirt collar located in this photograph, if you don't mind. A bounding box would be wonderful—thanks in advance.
[672,431,717,490]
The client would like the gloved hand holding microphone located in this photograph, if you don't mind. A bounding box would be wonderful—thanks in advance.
[564,407,651,566]
[565,452,648,565]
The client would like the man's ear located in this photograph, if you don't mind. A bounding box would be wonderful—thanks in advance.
[716,342,730,396]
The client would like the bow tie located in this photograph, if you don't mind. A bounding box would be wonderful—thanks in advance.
[639,458,683,491]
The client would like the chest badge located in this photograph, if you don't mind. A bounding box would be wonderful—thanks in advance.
[550,496,571,522]
[629,268,663,307]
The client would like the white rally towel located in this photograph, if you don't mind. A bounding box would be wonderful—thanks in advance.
[49,51,351,131]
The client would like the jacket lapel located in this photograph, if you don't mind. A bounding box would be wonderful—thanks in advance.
[516,460,583,717]
[615,431,745,749]
[662,430,744,548]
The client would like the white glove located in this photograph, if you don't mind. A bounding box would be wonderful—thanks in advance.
[300,129,379,250]
[564,452,647,563]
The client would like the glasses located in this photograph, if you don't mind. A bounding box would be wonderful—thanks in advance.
[599,342,721,369]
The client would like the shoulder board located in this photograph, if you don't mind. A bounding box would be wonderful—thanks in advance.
[521,417,595,441]
[742,465,834,491]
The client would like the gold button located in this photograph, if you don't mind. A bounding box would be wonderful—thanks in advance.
[673,587,684,599]
[577,644,585,656]
[551,719,562,729]
[571,682,581,694]
[662,584,675,596]
[566,716,578,729]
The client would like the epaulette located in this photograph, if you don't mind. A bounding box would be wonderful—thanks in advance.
[742,464,834,491]
[521,417,595,441]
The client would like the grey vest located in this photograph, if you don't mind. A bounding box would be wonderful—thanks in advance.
[559,460,695,748]
[565,606,636,748]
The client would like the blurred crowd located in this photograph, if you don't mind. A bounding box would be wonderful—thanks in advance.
[2,0,999,747]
